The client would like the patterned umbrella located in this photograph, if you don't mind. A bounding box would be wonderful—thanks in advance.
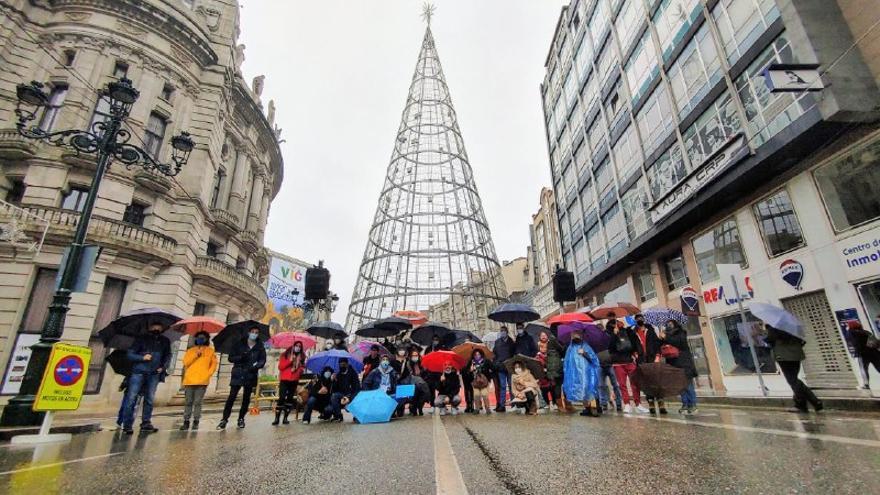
[488,303,540,324]
[641,307,689,328]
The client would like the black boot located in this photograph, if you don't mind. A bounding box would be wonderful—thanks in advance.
[237,418,245,429]
[191,420,199,430]
[282,411,290,425]
[217,419,227,430]
[179,420,190,431]
[272,410,281,426]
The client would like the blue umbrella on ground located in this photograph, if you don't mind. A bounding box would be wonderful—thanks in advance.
[641,307,689,328]
[488,303,540,324]
[305,349,364,374]
[347,389,399,424]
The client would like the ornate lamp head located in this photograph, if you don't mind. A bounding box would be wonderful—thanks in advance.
[105,77,139,116]
[15,81,49,123]
[169,131,195,173]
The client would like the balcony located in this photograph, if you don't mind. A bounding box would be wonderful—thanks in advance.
[0,129,39,160]
[210,208,240,236]
[134,169,173,194]
[193,255,267,314]
[238,230,260,253]
[14,205,178,265]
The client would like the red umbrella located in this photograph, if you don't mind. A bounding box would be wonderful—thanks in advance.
[422,350,466,372]
[394,310,428,326]
[269,331,316,350]
[170,316,224,336]
[547,312,594,326]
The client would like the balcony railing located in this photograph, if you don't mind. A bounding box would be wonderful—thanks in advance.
[194,255,268,308]
[210,208,240,235]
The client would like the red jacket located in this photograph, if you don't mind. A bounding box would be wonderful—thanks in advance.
[279,352,305,382]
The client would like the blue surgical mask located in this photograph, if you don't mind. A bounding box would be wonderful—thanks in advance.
[380,361,390,369]
[248,333,258,341]
[194,337,207,346]
[323,371,332,378]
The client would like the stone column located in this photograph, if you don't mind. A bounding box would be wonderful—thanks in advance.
[246,173,264,232]
[258,193,270,237]
[227,149,250,222]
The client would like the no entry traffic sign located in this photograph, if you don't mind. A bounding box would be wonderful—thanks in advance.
[33,343,92,411]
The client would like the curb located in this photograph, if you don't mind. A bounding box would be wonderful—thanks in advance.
[0,422,102,442]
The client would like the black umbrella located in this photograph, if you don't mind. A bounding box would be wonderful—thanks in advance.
[634,363,689,398]
[488,303,540,324]
[374,316,413,333]
[410,322,452,346]
[105,349,132,376]
[444,329,482,348]
[524,322,553,339]
[213,320,270,355]
[98,307,184,349]
[355,321,400,339]
[305,321,348,340]
[503,354,547,380]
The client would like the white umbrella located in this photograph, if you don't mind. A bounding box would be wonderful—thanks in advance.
[748,302,804,339]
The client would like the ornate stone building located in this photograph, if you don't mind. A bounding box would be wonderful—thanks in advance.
[0,0,283,409]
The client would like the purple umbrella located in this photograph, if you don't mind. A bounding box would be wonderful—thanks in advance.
[557,321,608,351]
[349,340,390,362]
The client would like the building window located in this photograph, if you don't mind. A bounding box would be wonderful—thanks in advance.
[581,69,600,109]
[615,0,646,54]
[574,35,593,80]
[89,96,113,130]
[5,180,25,205]
[206,241,220,258]
[734,36,813,148]
[666,23,722,119]
[122,203,147,226]
[144,112,168,159]
[814,134,880,232]
[113,61,129,79]
[710,312,776,374]
[580,178,596,212]
[624,30,659,105]
[194,302,207,316]
[596,43,618,84]
[63,49,76,67]
[19,268,58,334]
[712,0,781,66]
[662,251,689,290]
[635,84,674,156]
[646,142,687,202]
[691,218,748,283]
[87,277,127,393]
[563,70,577,108]
[604,82,625,122]
[602,204,628,256]
[753,189,805,256]
[587,224,606,270]
[574,238,589,275]
[611,124,642,182]
[682,92,742,168]
[634,264,657,302]
[236,256,247,272]
[210,168,226,209]
[621,178,651,240]
[60,187,90,212]
[161,83,175,101]
[588,0,610,50]
[38,84,68,132]
[595,159,614,198]
[652,0,702,62]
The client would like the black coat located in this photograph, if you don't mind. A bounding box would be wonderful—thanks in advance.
[608,328,641,364]
[229,338,267,387]
[308,373,334,398]
[437,371,461,397]
[663,327,698,378]
[332,367,361,399]
[514,333,538,357]
[468,358,496,380]
[424,343,448,354]
[492,337,516,364]
[362,367,399,394]
[631,324,661,363]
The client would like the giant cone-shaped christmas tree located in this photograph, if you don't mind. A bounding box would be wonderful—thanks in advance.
[346,10,507,334]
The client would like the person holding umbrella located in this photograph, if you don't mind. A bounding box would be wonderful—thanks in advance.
[661,320,699,414]
[765,323,823,413]
[218,326,267,430]
[274,342,306,426]
[491,326,515,412]
[329,358,361,422]
[302,366,335,424]
[563,327,602,417]
[122,322,172,434]
[510,360,541,415]
[434,362,462,415]
[513,323,538,357]
[180,331,219,430]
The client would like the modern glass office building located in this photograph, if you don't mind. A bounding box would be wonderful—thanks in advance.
[541,0,880,395]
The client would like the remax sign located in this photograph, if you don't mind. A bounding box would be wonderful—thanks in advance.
[779,259,804,290]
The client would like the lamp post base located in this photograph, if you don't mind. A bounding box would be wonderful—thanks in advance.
[0,340,53,427]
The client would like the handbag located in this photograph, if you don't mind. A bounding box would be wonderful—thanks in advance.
[660,344,680,359]
[615,334,633,354]
[472,373,489,389]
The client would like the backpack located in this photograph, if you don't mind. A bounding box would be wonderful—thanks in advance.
[615,332,633,354]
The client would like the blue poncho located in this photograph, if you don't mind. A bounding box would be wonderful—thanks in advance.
[562,340,601,402]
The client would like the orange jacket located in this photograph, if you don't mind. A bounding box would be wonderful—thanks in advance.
[182,345,219,386]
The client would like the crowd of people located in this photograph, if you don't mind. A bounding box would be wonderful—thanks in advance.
[116,312,823,433]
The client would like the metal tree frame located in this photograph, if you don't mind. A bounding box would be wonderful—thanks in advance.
[346,13,507,333]
[0,78,193,426]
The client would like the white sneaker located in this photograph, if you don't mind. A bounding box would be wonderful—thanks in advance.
[636,405,650,414]
[623,404,634,414]
[450,408,458,416]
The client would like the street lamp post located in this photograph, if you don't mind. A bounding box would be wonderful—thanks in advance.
[0,78,195,426]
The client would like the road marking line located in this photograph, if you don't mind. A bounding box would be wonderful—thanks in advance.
[433,413,468,495]
[0,452,124,476]
[633,415,880,448]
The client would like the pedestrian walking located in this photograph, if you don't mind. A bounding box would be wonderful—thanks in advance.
[765,324,824,413]
[123,322,172,434]
[329,358,361,422]
[661,320,699,414]
[847,321,880,388]
[180,331,219,430]
[492,326,515,411]
[609,318,648,414]
[510,361,540,415]
[302,366,334,424]
[468,349,495,415]
[537,330,564,410]
[563,328,602,417]
[218,327,267,430]
[514,323,538,357]
[434,363,462,415]
[116,376,142,429]
[274,342,305,426]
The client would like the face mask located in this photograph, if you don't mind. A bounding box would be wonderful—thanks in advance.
[515,367,523,374]
[323,372,332,378]
[573,337,583,343]
[411,357,420,363]
[398,351,406,357]
[517,329,524,335]
[334,339,342,345]
[432,340,440,346]
[340,363,348,371]
[380,361,390,369]
[500,333,508,340]
[194,337,207,346]
[324,343,332,350]
[248,333,258,341]
[293,346,302,353]
[474,354,483,362]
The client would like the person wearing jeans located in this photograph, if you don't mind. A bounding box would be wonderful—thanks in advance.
[123,323,171,434]
[662,320,699,414]
[328,358,360,422]
[492,326,515,412]
[598,364,623,412]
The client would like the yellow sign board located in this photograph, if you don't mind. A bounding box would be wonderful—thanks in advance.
[33,343,92,411]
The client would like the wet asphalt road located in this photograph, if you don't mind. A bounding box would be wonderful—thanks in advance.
[1,407,879,494]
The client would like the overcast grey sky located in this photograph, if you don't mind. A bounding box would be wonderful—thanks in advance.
[239,0,567,319]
